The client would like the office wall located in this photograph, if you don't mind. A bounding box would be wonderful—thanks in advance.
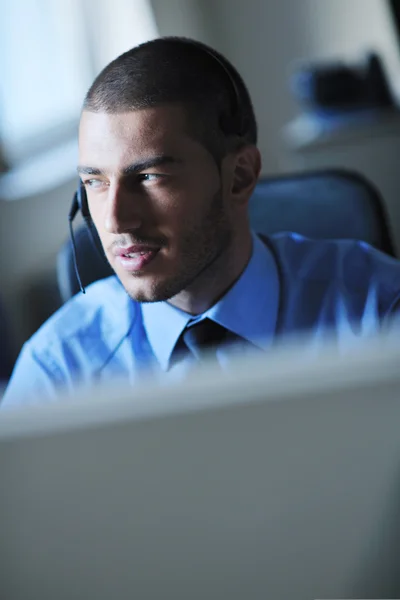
[158,0,399,175]
[1,0,400,351]
[150,0,213,43]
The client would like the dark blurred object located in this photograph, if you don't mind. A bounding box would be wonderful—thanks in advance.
[291,52,395,112]
[388,0,400,53]
[0,144,9,175]
[0,298,16,380]
[23,269,63,339]
[57,169,396,303]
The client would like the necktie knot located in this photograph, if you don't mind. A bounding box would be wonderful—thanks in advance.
[182,318,228,362]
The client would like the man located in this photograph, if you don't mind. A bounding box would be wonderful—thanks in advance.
[2,37,400,407]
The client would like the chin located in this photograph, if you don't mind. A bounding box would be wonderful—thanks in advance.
[116,257,199,303]
[121,276,172,303]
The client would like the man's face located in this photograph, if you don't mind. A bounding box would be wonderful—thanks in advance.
[78,105,237,304]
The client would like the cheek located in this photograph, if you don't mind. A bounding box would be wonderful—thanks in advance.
[149,186,202,227]
[161,198,204,237]
[165,176,218,217]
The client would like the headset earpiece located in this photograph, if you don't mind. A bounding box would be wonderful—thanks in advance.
[68,182,107,294]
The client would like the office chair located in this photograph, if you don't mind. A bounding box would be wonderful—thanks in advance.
[57,168,396,303]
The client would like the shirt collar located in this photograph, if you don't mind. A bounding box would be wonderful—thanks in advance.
[141,232,279,370]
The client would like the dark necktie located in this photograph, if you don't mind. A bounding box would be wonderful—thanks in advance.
[182,318,229,362]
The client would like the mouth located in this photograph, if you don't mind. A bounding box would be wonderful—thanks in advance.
[114,245,161,272]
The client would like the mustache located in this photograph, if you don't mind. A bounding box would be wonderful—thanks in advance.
[108,232,167,250]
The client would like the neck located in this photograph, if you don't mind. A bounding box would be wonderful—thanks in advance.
[167,231,253,315]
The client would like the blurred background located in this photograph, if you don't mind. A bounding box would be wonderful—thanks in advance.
[1,0,400,371]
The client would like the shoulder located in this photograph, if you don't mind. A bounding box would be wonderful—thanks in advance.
[1,277,137,408]
[28,275,134,355]
[267,231,400,286]
[259,231,400,333]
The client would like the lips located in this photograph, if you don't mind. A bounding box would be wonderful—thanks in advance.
[113,245,160,272]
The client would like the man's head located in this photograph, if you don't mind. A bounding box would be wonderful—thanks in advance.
[78,37,261,313]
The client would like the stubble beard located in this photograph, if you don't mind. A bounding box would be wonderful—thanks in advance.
[126,188,233,304]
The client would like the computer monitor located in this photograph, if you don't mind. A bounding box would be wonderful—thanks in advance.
[1,332,400,600]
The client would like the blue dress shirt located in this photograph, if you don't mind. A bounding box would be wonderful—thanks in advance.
[2,232,400,407]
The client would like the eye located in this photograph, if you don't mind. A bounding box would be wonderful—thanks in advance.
[83,179,108,189]
[138,173,162,183]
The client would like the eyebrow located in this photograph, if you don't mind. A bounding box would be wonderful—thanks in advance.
[77,155,183,177]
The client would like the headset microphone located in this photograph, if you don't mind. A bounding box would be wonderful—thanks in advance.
[68,190,85,294]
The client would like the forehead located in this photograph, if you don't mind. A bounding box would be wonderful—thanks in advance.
[78,106,204,170]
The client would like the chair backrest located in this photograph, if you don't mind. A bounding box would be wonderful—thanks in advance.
[248,168,395,253]
[57,168,396,303]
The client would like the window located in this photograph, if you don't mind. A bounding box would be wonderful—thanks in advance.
[0,0,158,198]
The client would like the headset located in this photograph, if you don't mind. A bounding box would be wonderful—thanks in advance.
[69,41,247,294]
[68,184,103,294]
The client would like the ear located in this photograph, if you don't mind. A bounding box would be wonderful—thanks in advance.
[230,145,261,206]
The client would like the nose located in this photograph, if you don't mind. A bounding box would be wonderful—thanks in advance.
[104,182,143,234]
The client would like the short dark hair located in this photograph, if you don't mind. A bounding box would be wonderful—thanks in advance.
[83,37,258,162]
